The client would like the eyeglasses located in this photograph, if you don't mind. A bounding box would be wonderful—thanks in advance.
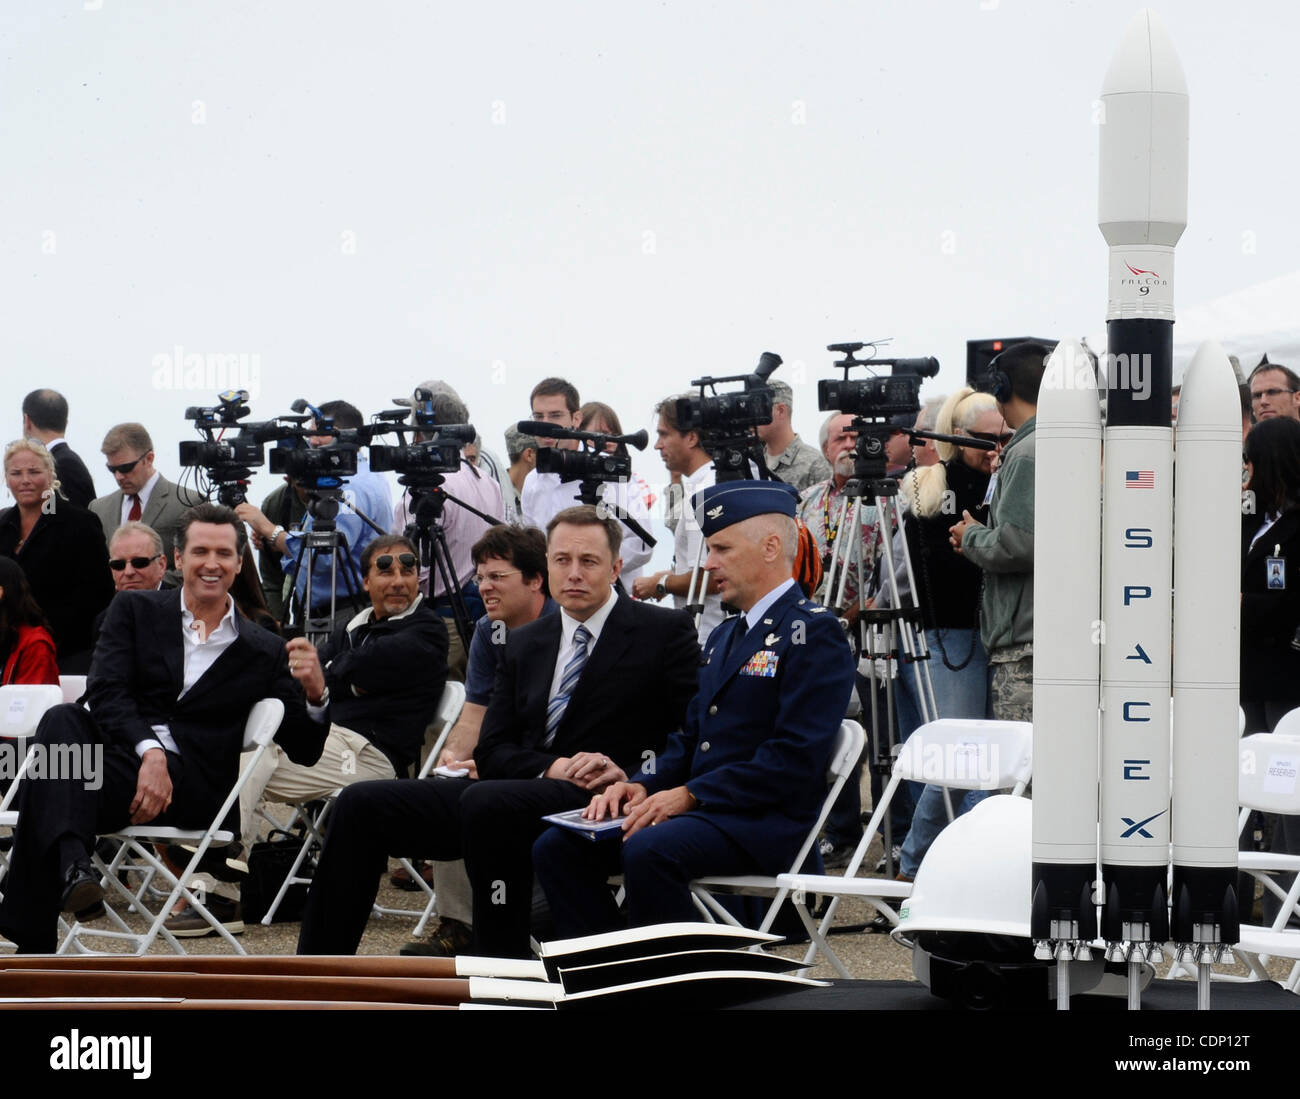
[969,431,1013,445]
[109,554,162,571]
[106,455,148,475]
[475,569,521,586]
[373,553,417,572]
[1251,387,1296,402]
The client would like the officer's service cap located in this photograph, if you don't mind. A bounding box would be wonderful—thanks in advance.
[691,481,799,537]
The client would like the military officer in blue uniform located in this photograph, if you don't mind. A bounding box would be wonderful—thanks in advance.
[533,480,856,934]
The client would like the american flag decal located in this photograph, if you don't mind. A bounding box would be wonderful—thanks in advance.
[1125,470,1155,489]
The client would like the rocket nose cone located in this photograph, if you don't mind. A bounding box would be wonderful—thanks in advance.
[1101,8,1188,97]
[1177,340,1240,429]
[1037,340,1103,428]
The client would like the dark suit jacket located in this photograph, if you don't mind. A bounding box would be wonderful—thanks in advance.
[474,594,700,780]
[49,441,96,510]
[0,502,114,672]
[635,584,856,870]
[1241,508,1300,706]
[90,473,202,588]
[87,588,329,825]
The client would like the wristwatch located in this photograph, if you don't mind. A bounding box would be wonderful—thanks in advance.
[655,576,668,600]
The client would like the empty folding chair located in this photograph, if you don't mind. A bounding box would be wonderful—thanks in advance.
[59,697,285,956]
[684,720,866,935]
[779,717,1033,977]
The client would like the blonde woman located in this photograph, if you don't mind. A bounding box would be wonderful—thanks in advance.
[0,439,113,672]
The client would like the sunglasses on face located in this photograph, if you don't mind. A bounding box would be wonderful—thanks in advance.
[374,553,417,572]
[109,554,162,571]
[106,455,147,476]
[969,431,1013,445]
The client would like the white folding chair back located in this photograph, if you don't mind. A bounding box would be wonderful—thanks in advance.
[59,698,285,956]
[0,683,65,744]
[895,718,1034,793]
[58,676,87,706]
[687,720,866,935]
[781,717,1034,977]
[1270,707,1300,739]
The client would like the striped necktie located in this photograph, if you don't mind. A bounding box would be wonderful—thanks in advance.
[543,624,591,747]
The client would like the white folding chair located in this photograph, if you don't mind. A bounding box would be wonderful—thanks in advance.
[261,680,467,926]
[780,717,1033,977]
[59,697,285,956]
[0,685,67,898]
[1182,731,1300,991]
[685,720,866,936]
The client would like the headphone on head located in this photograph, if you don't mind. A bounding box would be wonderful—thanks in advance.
[982,350,1013,406]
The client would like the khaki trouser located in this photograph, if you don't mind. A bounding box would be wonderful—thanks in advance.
[205,725,396,902]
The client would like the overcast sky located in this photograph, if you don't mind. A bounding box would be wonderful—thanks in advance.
[4,0,1296,528]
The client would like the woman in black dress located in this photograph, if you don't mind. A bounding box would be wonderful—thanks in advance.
[0,439,113,673]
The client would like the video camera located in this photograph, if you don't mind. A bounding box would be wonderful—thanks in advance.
[518,421,648,486]
[369,388,477,483]
[178,390,300,506]
[817,342,939,421]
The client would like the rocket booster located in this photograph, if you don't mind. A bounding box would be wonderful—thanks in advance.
[1030,341,1102,950]
[1097,8,1187,949]
[1170,340,1241,954]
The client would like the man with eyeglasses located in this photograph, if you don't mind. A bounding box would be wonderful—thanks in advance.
[398,523,557,956]
[167,533,448,936]
[1247,361,1300,423]
[90,422,201,588]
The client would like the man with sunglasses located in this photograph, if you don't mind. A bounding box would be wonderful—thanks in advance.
[107,523,168,593]
[169,533,448,936]
[90,422,201,588]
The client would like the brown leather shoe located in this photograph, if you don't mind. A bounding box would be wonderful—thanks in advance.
[399,917,471,957]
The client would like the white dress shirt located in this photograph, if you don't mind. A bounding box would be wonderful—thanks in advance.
[521,469,654,583]
[547,587,620,705]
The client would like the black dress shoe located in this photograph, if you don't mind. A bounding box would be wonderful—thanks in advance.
[59,859,105,914]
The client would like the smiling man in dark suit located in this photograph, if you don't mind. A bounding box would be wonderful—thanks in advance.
[298,504,701,959]
[0,503,330,954]
[533,481,856,935]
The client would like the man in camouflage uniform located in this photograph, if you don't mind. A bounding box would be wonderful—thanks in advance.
[761,380,832,492]
[797,412,880,618]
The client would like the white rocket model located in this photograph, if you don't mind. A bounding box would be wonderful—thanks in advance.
[1032,10,1240,1009]
[1096,6,1185,965]
[1030,341,1102,978]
